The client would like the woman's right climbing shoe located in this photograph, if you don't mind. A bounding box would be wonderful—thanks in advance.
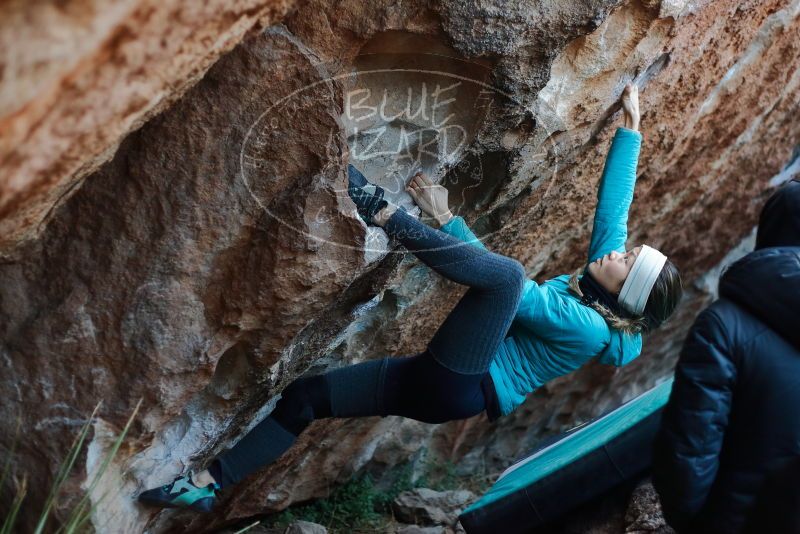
[137,471,219,512]
[347,163,369,188]
[347,164,389,225]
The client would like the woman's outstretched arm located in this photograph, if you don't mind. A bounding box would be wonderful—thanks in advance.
[587,84,643,264]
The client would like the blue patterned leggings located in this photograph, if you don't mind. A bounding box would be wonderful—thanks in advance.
[212,208,524,487]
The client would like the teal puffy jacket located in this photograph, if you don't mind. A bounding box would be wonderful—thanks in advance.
[439,127,644,415]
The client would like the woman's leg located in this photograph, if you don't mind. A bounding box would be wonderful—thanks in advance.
[210,351,487,488]
[382,208,525,374]
[211,357,390,487]
[211,208,525,487]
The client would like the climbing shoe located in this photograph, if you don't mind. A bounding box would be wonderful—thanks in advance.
[347,162,369,188]
[137,471,219,512]
[347,164,388,225]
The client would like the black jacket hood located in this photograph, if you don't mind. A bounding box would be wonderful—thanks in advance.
[719,247,800,350]
[755,178,800,249]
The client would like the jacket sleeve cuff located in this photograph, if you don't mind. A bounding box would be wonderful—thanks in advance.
[440,215,462,233]
[616,126,642,139]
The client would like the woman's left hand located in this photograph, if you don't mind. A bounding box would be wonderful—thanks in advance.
[406,172,453,226]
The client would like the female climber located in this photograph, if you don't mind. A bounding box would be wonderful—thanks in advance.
[138,83,682,512]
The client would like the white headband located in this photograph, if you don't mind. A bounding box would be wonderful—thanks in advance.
[618,245,668,316]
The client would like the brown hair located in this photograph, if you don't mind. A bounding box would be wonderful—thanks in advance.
[568,259,683,334]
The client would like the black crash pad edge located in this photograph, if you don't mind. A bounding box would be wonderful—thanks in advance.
[459,410,664,534]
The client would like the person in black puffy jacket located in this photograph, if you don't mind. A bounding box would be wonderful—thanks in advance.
[742,455,800,534]
[653,177,800,533]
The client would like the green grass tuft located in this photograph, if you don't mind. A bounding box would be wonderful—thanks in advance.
[264,451,491,533]
[1,400,141,534]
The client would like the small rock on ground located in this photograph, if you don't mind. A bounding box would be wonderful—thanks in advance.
[394,525,446,534]
[392,488,476,526]
[625,482,675,533]
[285,520,329,534]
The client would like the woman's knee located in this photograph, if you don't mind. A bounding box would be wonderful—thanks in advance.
[497,256,526,293]
[271,375,331,434]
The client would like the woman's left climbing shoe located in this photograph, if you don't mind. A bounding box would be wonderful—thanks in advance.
[137,471,220,513]
[347,164,388,225]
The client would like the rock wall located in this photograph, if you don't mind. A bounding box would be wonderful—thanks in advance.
[0,0,296,251]
[2,0,800,532]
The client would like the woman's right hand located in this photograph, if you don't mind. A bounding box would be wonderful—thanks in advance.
[621,83,640,131]
[406,171,453,226]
